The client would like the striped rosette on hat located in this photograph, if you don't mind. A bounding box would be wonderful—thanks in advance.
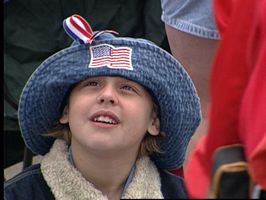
[63,14,118,44]
[63,14,94,44]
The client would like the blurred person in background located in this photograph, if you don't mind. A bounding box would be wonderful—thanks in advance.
[185,0,266,198]
[160,0,220,163]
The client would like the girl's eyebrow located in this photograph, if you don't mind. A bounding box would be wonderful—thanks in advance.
[121,80,142,88]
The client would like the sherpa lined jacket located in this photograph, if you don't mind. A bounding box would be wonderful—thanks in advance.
[4,140,187,199]
[4,163,187,199]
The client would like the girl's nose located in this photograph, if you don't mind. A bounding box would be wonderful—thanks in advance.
[96,85,118,105]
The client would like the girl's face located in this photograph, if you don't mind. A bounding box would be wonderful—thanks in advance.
[60,76,159,157]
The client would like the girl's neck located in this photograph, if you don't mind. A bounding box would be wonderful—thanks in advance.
[70,143,138,199]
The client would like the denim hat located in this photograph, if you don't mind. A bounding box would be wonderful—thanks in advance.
[18,15,201,170]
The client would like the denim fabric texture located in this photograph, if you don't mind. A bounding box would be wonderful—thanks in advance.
[4,164,55,200]
[18,30,201,170]
[161,0,220,39]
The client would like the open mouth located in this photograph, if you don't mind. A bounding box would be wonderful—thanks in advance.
[90,111,120,125]
[93,115,118,125]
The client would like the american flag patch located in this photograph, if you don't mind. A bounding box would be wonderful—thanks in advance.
[88,44,133,70]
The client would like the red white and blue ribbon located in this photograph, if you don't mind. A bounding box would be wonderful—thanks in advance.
[63,14,119,44]
[63,15,94,44]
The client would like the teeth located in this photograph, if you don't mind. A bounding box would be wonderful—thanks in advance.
[94,116,117,124]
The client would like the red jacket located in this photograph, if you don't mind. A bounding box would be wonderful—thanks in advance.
[184,0,266,197]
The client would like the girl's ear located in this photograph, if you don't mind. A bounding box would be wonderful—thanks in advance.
[147,116,160,136]
[59,106,69,124]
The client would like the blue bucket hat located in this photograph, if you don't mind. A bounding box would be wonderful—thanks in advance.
[18,15,201,170]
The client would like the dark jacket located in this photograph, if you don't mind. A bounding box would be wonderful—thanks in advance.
[4,164,187,199]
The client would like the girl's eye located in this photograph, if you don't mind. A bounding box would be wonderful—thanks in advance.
[86,81,98,87]
[121,85,136,93]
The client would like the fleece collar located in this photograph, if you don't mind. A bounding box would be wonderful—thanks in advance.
[41,139,163,199]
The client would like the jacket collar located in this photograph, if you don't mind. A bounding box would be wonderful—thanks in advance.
[41,139,163,199]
